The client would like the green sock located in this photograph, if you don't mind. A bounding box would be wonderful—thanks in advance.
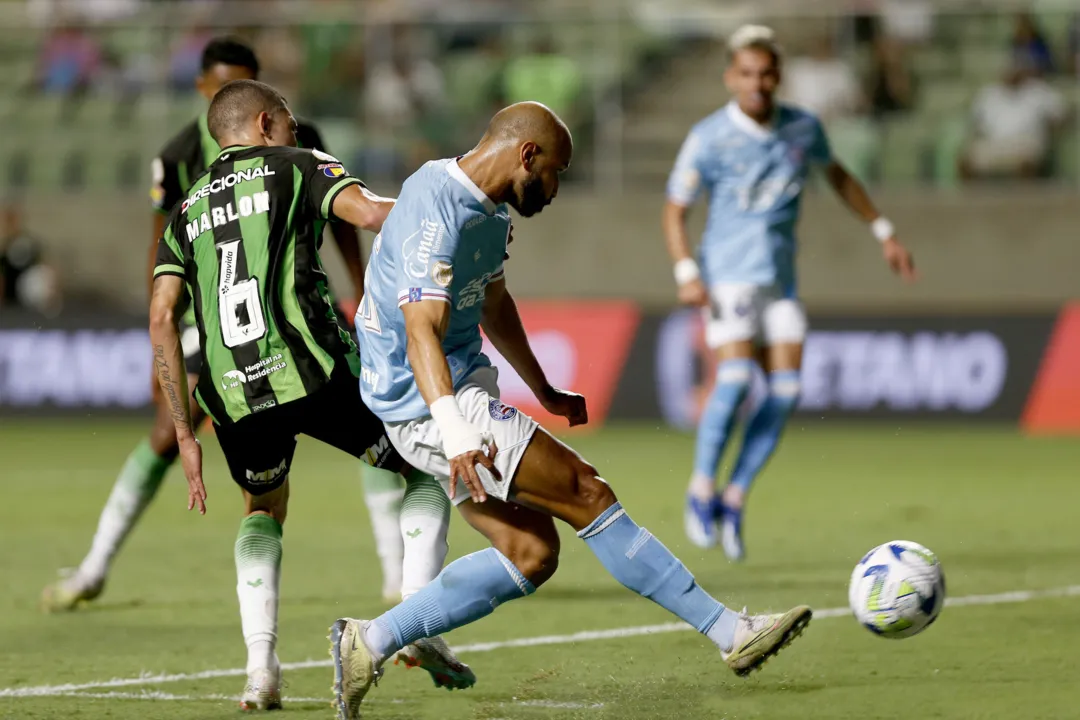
[235,514,283,673]
[77,439,172,580]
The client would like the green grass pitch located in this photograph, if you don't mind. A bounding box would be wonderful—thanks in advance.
[1,419,1079,719]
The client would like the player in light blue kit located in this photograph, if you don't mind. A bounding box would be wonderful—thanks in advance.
[328,102,814,720]
[664,26,916,560]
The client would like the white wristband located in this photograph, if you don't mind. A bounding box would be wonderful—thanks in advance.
[673,258,701,285]
[871,217,895,243]
[430,395,484,459]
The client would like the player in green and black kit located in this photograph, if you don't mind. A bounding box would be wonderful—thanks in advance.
[43,38,420,613]
[150,80,472,709]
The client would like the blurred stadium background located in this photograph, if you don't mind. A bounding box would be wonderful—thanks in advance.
[3,2,1080,717]
[1,0,1078,431]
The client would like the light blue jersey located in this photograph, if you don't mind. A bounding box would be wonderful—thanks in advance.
[666,102,832,296]
[359,158,511,422]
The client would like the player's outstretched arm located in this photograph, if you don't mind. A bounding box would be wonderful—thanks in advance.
[149,274,206,514]
[332,184,396,233]
[481,279,587,427]
[824,161,917,282]
[402,300,498,502]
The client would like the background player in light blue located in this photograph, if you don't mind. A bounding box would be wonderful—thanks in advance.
[663,26,917,560]
[334,102,813,720]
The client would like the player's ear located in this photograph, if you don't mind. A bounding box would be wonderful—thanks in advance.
[520,141,539,171]
[257,111,272,139]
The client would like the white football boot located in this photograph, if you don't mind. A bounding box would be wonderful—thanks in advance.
[394,636,476,690]
[240,663,282,711]
[721,606,812,677]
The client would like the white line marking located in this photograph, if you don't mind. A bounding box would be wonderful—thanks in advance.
[2,584,1077,700]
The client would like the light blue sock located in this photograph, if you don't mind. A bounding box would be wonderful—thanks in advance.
[729,370,800,492]
[579,502,738,651]
[692,359,753,480]
[365,548,534,662]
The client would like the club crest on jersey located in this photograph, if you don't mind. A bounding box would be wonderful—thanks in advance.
[488,399,518,421]
[318,163,347,178]
[432,261,453,288]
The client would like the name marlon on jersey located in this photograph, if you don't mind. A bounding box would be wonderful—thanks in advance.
[185,191,271,242]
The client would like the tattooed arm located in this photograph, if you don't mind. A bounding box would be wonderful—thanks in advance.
[149,274,206,513]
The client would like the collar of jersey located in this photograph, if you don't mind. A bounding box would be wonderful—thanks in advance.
[446,158,497,215]
[216,145,256,159]
[726,101,778,140]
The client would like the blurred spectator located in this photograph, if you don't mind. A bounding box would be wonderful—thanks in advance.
[361,25,448,181]
[783,36,864,123]
[254,27,305,103]
[0,205,62,317]
[868,35,915,118]
[878,0,935,45]
[501,36,582,123]
[1011,13,1055,77]
[1068,14,1080,76]
[960,60,1067,181]
[33,23,103,94]
[169,26,215,91]
[364,28,447,131]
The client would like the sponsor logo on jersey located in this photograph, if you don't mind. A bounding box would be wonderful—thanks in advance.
[432,261,453,288]
[245,458,287,486]
[319,163,347,178]
[244,354,287,382]
[488,398,518,421]
[363,435,392,467]
[221,369,247,391]
[403,219,445,279]
[181,166,275,212]
[250,399,277,412]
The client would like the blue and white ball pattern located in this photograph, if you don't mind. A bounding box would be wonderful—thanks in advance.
[849,540,945,639]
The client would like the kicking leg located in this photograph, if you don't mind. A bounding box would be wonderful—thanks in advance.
[359,464,405,602]
[510,429,811,677]
[686,342,754,548]
[721,342,802,561]
[42,374,206,612]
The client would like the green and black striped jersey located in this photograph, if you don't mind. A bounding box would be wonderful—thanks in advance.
[151,113,326,215]
[154,145,364,425]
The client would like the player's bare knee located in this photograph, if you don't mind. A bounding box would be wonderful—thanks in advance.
[244,480,289,525]
[491,529,559,588]
[574,463,618,521]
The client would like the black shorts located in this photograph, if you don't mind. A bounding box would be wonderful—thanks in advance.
[213,365,401,495]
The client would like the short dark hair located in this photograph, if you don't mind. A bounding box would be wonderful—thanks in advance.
[206,80,287,143]
[201,37,260,76]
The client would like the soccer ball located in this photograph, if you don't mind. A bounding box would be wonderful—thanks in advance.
[848,540,945,639]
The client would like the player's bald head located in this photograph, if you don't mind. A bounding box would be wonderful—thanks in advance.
[483,101,573,163]
[207,79,291,146]
[477,102,571,217]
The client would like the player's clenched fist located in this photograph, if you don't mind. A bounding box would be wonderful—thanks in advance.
[540,385,588,427]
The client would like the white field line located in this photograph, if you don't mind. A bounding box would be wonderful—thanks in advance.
[2,584,1077,700]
